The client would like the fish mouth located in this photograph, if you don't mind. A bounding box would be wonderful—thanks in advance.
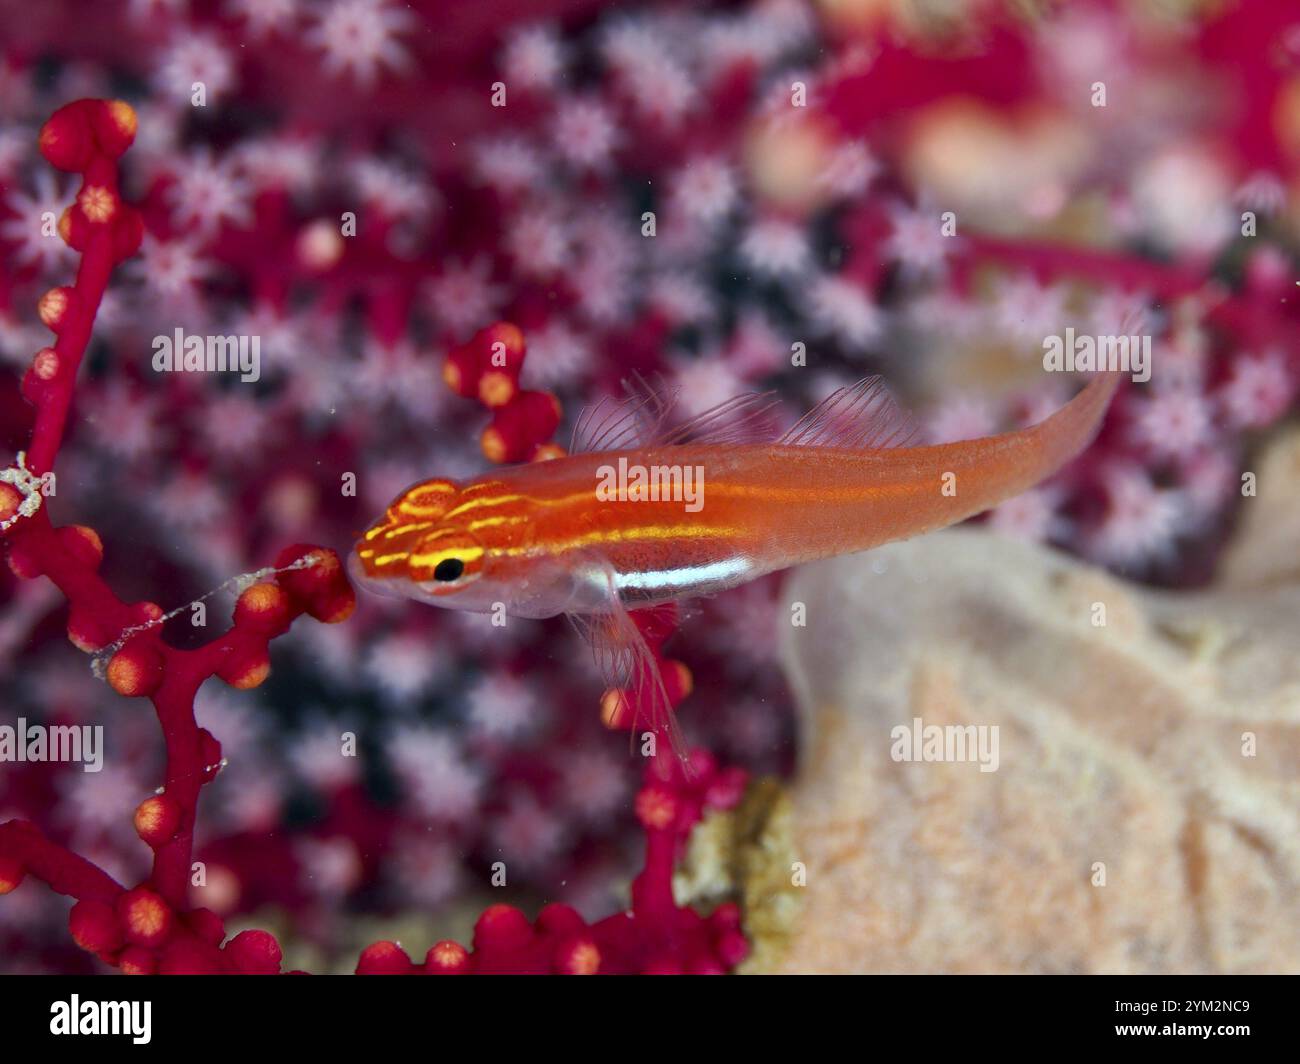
[346,548,406,601]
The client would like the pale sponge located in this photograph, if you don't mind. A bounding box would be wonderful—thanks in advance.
[764,524,1300,973]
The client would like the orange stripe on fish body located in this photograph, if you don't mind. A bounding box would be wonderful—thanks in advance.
[352,372,1120,614]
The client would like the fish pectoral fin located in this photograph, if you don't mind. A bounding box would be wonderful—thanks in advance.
[565,566,687,765]
[780,375,918,450]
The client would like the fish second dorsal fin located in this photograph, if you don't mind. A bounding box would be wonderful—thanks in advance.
[779,376,918,450]
[655,390,783,447]
[571,371,782,453]
[571,373,913,454]
[569,371,681,454]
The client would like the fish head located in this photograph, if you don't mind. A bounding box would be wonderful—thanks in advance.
[351,475,577,617]
[350,477,504,613]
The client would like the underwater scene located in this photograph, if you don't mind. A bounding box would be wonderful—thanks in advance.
[0,0,1296,1014]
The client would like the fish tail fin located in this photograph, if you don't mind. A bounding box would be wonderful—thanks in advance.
[925,370,1124,527]
[1026,370,1123,479]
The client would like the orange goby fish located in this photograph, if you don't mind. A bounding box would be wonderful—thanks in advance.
[351,372,1120,742]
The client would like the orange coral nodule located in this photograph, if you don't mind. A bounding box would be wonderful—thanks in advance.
[531,442,567,462]
[599,688,634,730]
[424,940,469,974]
[478,421,506,463]
[634,784,678,831]
[0,856,24,894]
[309,587,356,624]
[132,795,181,847]
[481,390,563,464]
[662,659,693,702]
[355,940,413,975]
[107,642,164,698]
[32,347,59,381]
[443,344,481,398]
[59,525,105,568]
[38,286,72,330]
[77,185,116,224]
[0,483,22,525]
[483,320,525,350]
[232,658,270,691]
[296,219,344,271]
[98,100,138,154]
[218,648,271,690]
[233,582,291,633]
[480,425,509,464]
[442,355,462,393]
[70,898,125,953]
[554,937,601,975]
[118,887,173,948]
[477,368,517,408]
[478,321,526,375]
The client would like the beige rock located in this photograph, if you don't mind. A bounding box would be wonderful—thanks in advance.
[762,528,1300,974]
[1219,424,1300,590]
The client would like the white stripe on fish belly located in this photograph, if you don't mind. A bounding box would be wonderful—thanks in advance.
[613,558,752,595]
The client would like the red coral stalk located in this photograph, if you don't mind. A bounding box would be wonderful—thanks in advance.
[1,100,353,974]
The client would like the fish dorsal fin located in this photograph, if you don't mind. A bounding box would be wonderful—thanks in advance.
[779,376,918,450]
[571,372,782,453]
[655,389,783,446]
[570,378,676,454]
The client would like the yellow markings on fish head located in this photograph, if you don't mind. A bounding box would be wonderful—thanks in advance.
[355,477,528,594]
[356,520,485,591]
[356,478,460,579]
[431,479,536,554]
[403,527,486,592]
[387,478,459,520]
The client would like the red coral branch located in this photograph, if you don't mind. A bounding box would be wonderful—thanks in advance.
[0,100,355,974]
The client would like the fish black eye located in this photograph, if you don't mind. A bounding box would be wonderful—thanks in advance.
[433,557,465,582]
